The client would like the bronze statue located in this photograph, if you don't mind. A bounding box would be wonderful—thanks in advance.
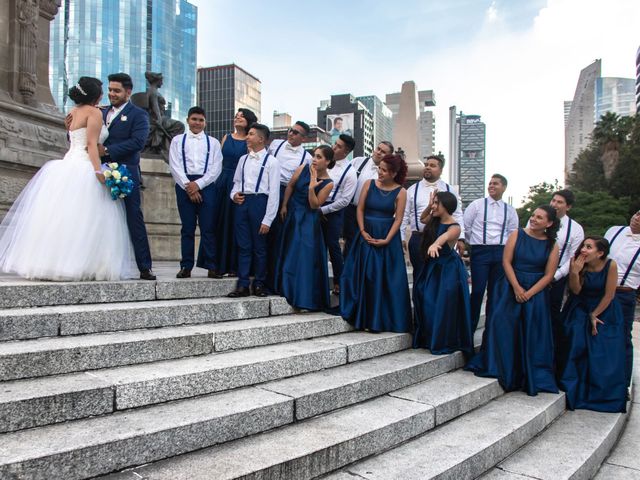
[131,71,184,162]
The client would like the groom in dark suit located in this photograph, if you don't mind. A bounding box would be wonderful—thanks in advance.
[99,73,155,280]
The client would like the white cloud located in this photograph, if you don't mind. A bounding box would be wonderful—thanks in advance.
[486,1,499,22]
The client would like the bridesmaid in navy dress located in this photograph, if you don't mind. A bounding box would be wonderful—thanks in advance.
[466,205,560,396]
[213,108,257,276]
[275,145,334,310]
[340,154,411,333]
[413,191,473,357]
[557,236,626,412]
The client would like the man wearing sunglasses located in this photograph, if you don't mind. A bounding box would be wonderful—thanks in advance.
[266,121,312,291]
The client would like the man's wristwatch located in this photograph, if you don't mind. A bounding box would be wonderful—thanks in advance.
[104,146,109,156]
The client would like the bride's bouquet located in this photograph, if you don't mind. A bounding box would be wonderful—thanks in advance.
[103,163,134,200]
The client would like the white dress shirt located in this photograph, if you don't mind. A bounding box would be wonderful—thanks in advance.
[605,226,640,290]
[350,156,377,206]
[463,196,519,246]
[554,215,584,281]
[320,158,358,215]
[169,132,223,190]
[268,139,310,185]
[105,101,128,127]
[400,178,464,241]
[230,148,281,227]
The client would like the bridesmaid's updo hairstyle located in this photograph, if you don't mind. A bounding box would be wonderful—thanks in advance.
[380,154,408,185]
[68,76,103,105]
[314,145,335,169]
[421,191,458,260]
[537,205,560,247]
[574,236,610,260]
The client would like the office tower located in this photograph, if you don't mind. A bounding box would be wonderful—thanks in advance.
[197,64,261,141]
[317,94,373,157]
[50,0,197,120]
[356,95,393,149]
[449,109,486,208]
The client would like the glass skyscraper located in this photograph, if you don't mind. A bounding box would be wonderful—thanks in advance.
[197,64,262,141]
[49,0,197,120]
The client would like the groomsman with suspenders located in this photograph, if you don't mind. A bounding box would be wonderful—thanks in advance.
[605,210,640,387]
[343,140,394,256]
[266,121,311,290]
[168,106,223,279]
[321,134,357,296]
[548,189,584,341]
[463,174,519,331]
[401,155,464,277]
[228,124,280,298]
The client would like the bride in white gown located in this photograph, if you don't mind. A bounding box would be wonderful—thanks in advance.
[0,77,136,281]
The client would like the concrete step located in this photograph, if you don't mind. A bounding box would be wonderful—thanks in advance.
[0,385,294,480]
[481,406,629,480]
[0,276,239,309]
[0,331,409,432]
[326,390,566,480]
[0,295,295,341]
[0,312,350,381]
[105,370,502,480]
[593,329,640,480]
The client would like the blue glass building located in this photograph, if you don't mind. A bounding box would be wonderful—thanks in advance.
[49,0,197,120]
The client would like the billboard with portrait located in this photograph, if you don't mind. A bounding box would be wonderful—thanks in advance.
[326,113,354,143]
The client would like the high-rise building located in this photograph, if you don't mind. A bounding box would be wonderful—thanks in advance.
[356,95,393,149]
[317,94,373,157]
[563,101,572,127]
[449,110,486,208]
[386,86,436,161]
[595,77,636,121]
[273,111,292,129]
[197,64,261,141]
[50,0,197,120]
[564,59,636,180]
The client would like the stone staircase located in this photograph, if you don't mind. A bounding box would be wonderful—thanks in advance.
[0,269,634,479]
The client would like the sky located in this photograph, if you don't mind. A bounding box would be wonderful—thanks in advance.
[188,0,639,206]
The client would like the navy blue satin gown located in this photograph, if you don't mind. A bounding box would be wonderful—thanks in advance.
[557,259,626,412]
[413,223,473,357]
[214,134,248,274]
[340,181,411,333]
[275,165,332,310]
[466,229,558,396]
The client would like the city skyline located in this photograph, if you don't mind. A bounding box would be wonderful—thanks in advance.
[191,0,637,205]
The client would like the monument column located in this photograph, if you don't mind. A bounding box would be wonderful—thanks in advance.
[392,81,423,180]
[0,0,67,218]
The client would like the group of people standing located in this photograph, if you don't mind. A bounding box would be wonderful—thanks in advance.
[0,75,637,416]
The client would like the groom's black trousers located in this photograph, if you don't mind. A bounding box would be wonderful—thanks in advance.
[124,168,153,272]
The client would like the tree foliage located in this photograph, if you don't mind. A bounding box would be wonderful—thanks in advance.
[568,113,639,216]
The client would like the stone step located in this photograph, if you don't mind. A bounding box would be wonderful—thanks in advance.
[480,407,629,480]
[0,330,410,432]
[0,277,237,309]
[0,312,351,381]
[326,390,566,479]
[0,385,294,480]
[0,295,295,341]
[105,370,502,480]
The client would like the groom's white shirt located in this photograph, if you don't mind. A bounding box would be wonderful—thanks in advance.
[106,101,129,127]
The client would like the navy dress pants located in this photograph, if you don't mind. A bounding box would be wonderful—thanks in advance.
[469,245,504,332]
[322,209,345,287]
[616,290,637,386]
[408,232,424,278]
[175,178,216,270]
[234,194,268,289]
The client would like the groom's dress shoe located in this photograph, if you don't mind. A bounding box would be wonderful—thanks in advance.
[176,268,191,279]
[140,269,157,281]
[227,287,250,298]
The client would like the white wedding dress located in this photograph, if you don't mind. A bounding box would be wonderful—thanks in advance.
[0,127,136,281]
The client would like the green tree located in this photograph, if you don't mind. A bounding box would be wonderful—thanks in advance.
[517,180,559,227]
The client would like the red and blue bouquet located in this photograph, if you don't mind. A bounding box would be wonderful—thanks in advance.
[103,163,134,200]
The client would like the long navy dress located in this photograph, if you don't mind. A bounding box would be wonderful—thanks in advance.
[466,229,558,396]
[413,223,473,357]
[275,165,332,310]
[340,181,411,333]
[214,134,248,274]
[557,259,626,412]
